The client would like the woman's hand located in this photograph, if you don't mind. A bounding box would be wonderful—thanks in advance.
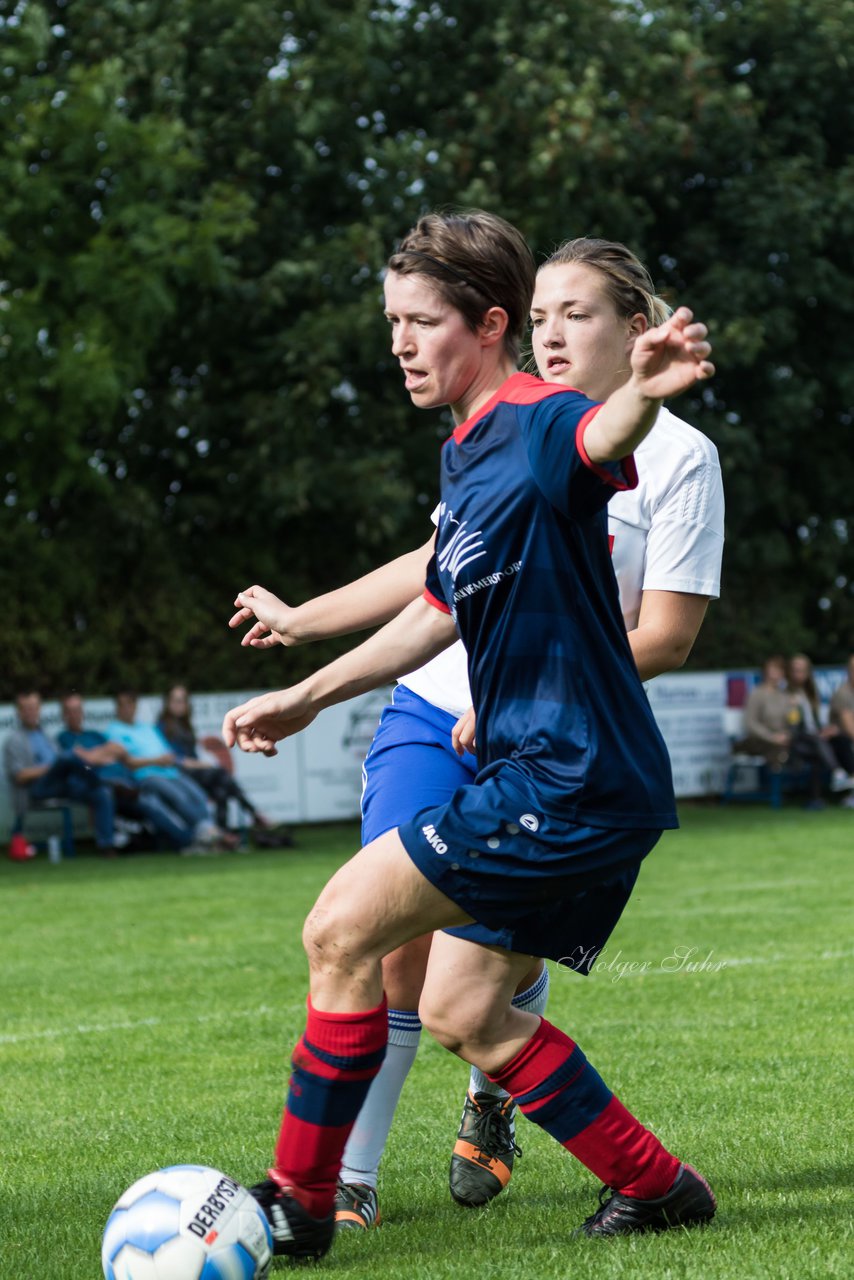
[222,686,319,756]
[229,585,302,649]
[451,705,477,756]
[629,307,714,400]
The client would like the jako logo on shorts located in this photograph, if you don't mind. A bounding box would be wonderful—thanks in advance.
[421,824,448,855]
[519,813,540,832]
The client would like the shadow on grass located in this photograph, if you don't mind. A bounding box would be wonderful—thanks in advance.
[734,1162,854,1193]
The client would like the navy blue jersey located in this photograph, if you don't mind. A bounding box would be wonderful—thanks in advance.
[424,373,677,830]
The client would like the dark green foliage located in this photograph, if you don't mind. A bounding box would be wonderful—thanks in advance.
[1,0,852,695]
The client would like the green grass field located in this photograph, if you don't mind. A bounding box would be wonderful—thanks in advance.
[2,805,852,1279]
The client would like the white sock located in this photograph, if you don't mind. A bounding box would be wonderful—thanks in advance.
[339,1008,421,1190]
[468,965,550,1100]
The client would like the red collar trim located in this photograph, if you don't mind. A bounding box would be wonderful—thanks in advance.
[451,373,587,444]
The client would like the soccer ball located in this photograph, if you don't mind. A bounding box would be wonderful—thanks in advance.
[102,1164,273,1280]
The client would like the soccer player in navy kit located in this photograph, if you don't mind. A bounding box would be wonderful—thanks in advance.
[223,211,717,1257]
[229,235,725,1225]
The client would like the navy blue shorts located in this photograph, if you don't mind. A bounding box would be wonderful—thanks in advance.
[363,687,659,969]
[398,769,661,968]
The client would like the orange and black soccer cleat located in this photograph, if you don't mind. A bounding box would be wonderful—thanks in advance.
[334,1180,381,1231]
[449,1091,521,1207]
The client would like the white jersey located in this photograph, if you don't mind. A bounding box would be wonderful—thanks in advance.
[398,638,473,719]
[398,404,724,718]
[610,405,724,629]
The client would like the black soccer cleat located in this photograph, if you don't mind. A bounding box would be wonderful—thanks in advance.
[334,1180,381,1231]
[449,1091,522,1207]
[249,1176,335,1260]
[577,1163,716,1237]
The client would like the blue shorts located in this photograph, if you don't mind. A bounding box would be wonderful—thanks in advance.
[361,685,478,846]
[363,687,659,969]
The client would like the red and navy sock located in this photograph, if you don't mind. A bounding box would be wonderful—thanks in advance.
[487,1018,680,1198]
[270,996,388,1218]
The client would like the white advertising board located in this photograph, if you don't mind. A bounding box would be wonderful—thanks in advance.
[645,671,733,797]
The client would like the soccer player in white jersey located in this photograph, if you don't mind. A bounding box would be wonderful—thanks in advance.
[229,235,724,1229]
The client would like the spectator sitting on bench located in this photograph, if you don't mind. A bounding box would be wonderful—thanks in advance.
[3,689,118,857]
[157,683,273,834]
[828,654,854,808]
[58,693,228,853]
[105,690,237,850]
[786,653,854,804]
[737,655,797,768]
[736,655,849,809]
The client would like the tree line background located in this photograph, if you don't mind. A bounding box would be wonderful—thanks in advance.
[2,0,852,698]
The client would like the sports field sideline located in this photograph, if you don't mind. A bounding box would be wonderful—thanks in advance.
[1,805,851,1279]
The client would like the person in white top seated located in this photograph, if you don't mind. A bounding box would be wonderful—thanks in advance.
[229,236,725,1227]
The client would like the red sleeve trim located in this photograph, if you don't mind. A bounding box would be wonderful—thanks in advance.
[575,406,639,491]
[423,588,452,614]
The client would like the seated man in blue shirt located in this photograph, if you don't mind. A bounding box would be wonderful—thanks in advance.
[3,689,117,856]
[58,693,221,853]
[105,691,235,850]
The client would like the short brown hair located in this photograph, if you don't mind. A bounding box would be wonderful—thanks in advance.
[540,238,671,327]
[388,210,536,364]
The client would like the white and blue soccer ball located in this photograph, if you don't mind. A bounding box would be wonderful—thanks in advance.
[102,1164,273,1280]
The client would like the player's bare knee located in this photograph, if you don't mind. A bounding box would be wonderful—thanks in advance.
[422,1014,464,1055]
[419,992,472,1054]
[302,900,381,981]
[302,905,348,969]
